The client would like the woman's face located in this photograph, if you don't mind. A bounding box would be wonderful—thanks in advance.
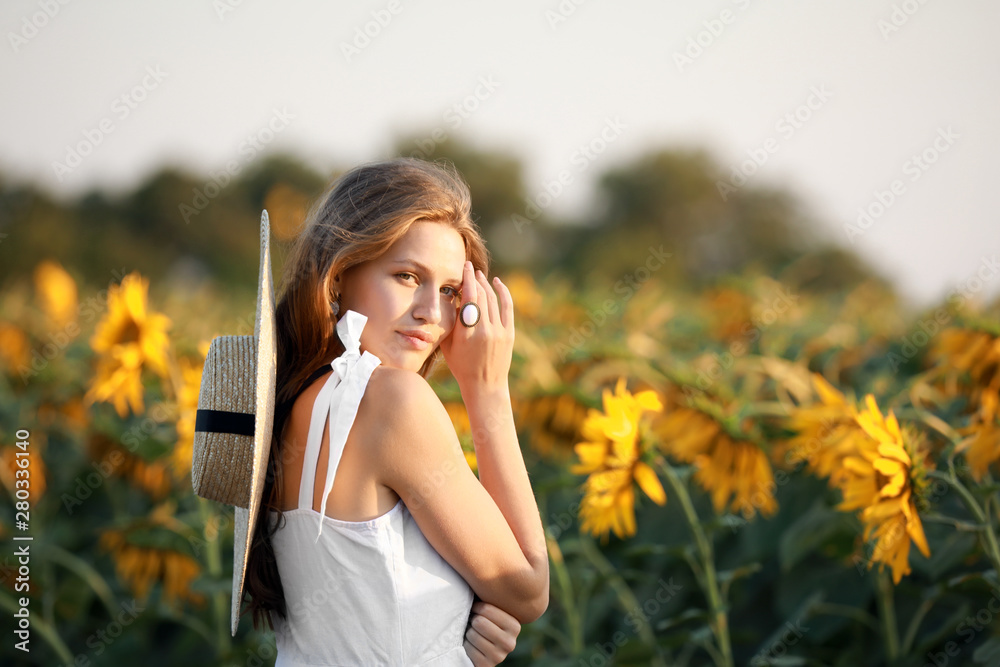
[337,220,467,372]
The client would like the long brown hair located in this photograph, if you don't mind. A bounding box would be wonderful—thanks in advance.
[241,156,490,631]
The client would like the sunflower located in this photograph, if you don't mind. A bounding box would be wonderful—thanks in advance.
[929,327,1000,480]
[87,431,171,499]
[0,434,47,504]
[33,260,78,328]
[957,389,1000,481]
[571,378,666,542]
[780,374,862,484]
[0,323,30,372]
[930,327,1000,401]
[85,344,147,418]
[169,345,208,482]
[516,392,589,461]
[99,501,205,608]
[85,272,172,417]
[654,404,777,519]
[837,395,932,584]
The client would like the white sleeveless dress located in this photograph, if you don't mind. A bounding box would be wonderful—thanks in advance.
[267,309,475,666]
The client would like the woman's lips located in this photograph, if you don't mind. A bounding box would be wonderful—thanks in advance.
[397,331,430,350]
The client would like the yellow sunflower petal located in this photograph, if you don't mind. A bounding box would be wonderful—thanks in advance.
[634,390,664,414]
[633,461,666,505]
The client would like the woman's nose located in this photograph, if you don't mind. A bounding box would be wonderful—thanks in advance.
[413,287,442,323]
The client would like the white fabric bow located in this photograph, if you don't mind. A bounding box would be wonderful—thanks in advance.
[297,309,381,541]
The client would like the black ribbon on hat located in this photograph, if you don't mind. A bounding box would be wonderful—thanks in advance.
[195,409,255,436]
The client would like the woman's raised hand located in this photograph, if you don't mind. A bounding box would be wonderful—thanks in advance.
[438,260,514,394]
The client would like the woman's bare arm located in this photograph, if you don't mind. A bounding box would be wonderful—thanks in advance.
[463,380,549,609]
[366,367,548,623]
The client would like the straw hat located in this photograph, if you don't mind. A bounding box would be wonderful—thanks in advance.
[190,210,277,637]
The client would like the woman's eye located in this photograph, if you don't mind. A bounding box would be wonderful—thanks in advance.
[398,272,458,299]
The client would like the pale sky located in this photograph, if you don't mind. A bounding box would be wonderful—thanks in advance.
[2,0,998,310]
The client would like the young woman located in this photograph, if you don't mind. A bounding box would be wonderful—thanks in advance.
[242,157,549,665]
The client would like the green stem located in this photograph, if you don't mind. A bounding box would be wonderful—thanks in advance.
[578,537,666,667]
[655,457,733,667]
[928,469,1000,583]
[901,597,935,656]
[874,569,899,662]
[545,527,583,654]
[985,495,1000,580]
[198,497,231,653]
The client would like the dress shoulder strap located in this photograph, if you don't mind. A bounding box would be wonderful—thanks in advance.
[295,310,382,542]
[271,364,337,462]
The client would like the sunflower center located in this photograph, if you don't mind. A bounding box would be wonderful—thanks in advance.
[119,319,141,344]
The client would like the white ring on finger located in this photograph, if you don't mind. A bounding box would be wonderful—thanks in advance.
[460,301,481,327]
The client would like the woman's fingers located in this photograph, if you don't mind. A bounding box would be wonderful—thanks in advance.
[467,601,519,659]
[492,276,513,331]
[475,269,500,326]
[465,624,494,662]
[460,260,480,330]
[463,638,489,667]
[462,599,521,666]
[465,619,512,666]
[472,600,521,638]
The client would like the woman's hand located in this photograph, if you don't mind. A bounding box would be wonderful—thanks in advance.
[463,598,521,666]
[439,260,514,394]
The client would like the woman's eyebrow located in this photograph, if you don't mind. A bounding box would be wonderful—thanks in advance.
[391,258,462,284]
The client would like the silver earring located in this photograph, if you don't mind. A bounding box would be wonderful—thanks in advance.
[330,295,340,318]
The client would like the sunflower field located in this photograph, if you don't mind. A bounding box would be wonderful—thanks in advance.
[2,149,1000,666]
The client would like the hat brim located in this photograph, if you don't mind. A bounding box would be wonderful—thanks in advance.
[231,210,277,637]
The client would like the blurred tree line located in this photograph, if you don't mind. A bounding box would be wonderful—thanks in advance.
[0,133,891,302]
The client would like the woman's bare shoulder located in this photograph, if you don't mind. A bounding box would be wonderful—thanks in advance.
[363,366,444,418]
[357,366,451,455]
